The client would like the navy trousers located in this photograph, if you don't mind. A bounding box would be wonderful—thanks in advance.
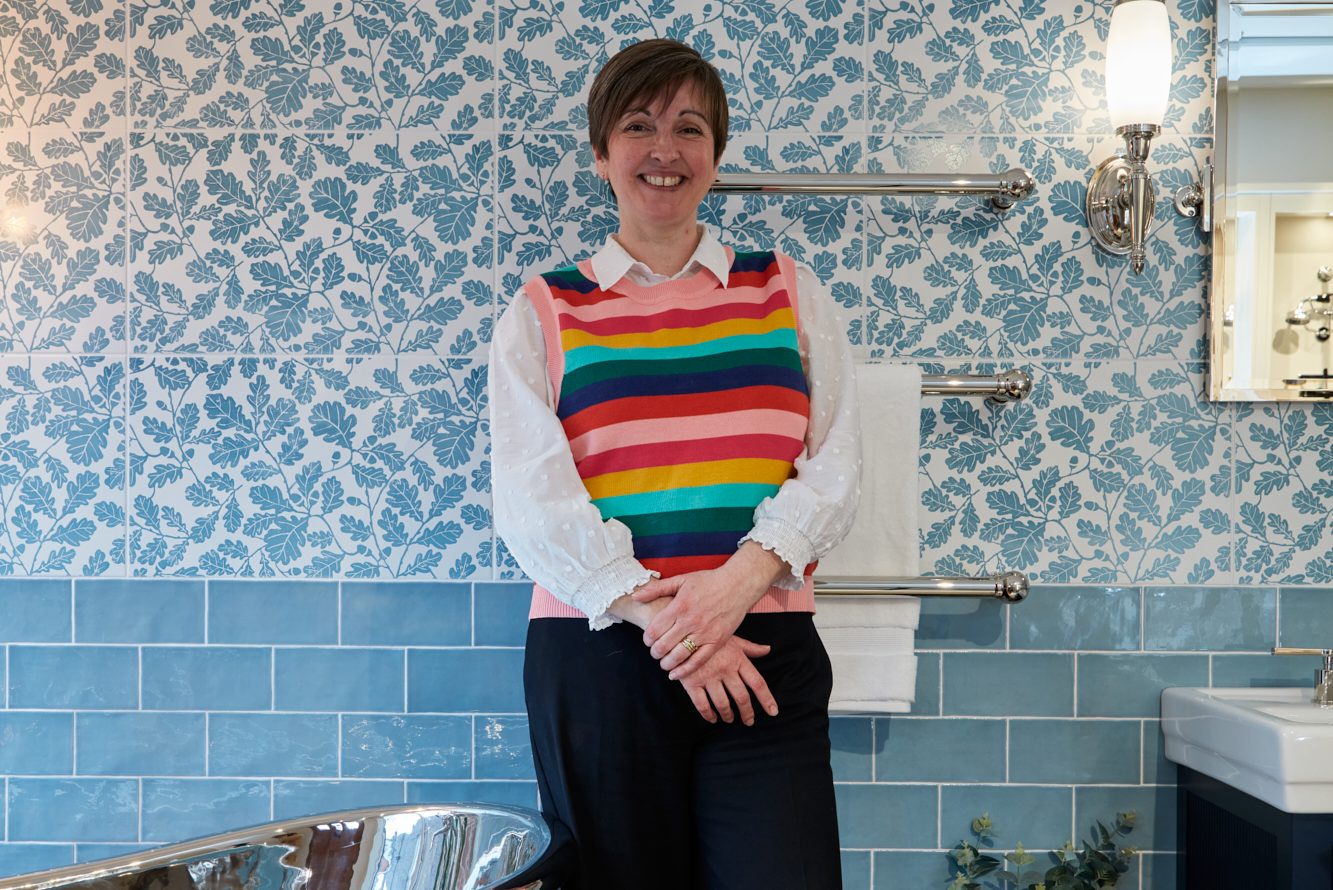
[524,612,842,890]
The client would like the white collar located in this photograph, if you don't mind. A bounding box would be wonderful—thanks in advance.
[589,225,730,290]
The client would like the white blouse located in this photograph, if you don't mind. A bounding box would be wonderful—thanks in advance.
[488,227,862,630]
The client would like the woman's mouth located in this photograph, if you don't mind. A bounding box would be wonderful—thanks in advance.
[642,174,684,188]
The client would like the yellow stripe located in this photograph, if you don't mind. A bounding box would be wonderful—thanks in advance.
[560,307,796,352]
[583,458,795,501]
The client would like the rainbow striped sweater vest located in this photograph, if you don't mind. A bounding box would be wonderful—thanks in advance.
[525,247,817,621]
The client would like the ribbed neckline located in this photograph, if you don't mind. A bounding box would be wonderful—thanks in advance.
[575,254,730,305]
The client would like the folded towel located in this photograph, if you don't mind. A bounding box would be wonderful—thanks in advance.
[815,363,922,714]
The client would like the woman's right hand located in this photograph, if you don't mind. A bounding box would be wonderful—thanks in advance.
[678,635,778,726]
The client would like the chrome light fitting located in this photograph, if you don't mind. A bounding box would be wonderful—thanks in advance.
[1087,0,1206,274]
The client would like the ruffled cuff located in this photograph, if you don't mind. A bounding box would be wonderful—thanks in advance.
[740,518,815,590]
[571,556,659,631]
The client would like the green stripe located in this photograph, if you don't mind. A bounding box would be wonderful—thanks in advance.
[563,347,803,396]
[592,483,781,519]
[564,329,799,374]
[618,507,756,538]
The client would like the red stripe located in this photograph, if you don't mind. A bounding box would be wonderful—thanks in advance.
[642,554,730,576]
[728,266,782,289]
[575,434,804,477]
[546,283,610,308]
[556,290,789,336]
[560,386,809,441]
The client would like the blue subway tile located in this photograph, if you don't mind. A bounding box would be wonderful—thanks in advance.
[1009,720,1141,784]
[142,779,270,843]
[76,844,154,864]
[916,599,1005,649]
[1142,720,1177,785]
[0,580,71,642]
[1077,654,1209,717]
[208,581,337,645]
[274,649,403,712]
[1141,852,1177,889]
[1210,653,1314,688]
[273,781,406,820]
[474,582,531,647]
[840,850,869,890]
[829,717,873,782]
[912,652,941,715]
[77,713,206,776]
[475,716,534,779]
[875,717,1005,782]
[1075,786,1176,852]
[1278,587,1333,647]
[940,785,1074,854]
[209,714,338,778]
[142,647,271,710]
[75,580,203,644]
[342,715,471,779]
[0,844,75,876]
[942,653,1073,716]
[342,582,470,646]
[408,650,524,713]
[872,851,956,890]
[9,647,138,710]
[1011,586,1140,650]
[405,781,539,810]
[833,784,937,848]
[1144,587,1276,651]
[8,779,138,842]
[0,713,73,774]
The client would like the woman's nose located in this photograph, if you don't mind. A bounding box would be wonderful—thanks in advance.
[650,132,680,160]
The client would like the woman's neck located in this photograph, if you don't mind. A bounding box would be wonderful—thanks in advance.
[613,220,703,277]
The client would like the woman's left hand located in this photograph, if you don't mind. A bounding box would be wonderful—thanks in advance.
[634,542,789,676]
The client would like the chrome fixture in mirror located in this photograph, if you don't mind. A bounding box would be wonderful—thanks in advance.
[1087,0,1208,274]
[1209,0,1333,400]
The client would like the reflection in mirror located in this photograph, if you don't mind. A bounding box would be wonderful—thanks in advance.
[1210,0,1333,400]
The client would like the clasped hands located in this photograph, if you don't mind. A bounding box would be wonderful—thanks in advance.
[629,545,788,726]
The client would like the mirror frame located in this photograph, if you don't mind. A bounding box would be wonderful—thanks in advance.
[1208,0,1333,401]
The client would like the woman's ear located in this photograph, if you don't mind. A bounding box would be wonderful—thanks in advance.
[593,152,608,180]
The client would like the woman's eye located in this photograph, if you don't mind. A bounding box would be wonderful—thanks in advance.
[624,122,649,132]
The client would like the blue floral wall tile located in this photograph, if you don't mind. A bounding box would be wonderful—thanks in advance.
[920,361,1232,585]
[129,0,495,131]
[0,356,125,576]
[129,130,493,355]
[0,0,127,129]
[496,0,719,131]
[1232,402,1333,584]
[717,0,866,134]
[865,0,1212,135]
[863,135,1208,359]
[0,129,126,353]
[128,356,489,578]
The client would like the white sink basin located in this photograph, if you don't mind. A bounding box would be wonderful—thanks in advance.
[1161,687,1333,813]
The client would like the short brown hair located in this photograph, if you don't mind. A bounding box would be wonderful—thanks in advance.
[587,39,728,162]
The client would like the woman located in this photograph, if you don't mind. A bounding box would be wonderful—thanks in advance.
[489,38,860,890]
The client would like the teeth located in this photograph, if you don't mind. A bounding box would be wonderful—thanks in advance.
[644,175,682,187]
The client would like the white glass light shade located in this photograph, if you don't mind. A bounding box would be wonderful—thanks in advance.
[1105,0,1172,129]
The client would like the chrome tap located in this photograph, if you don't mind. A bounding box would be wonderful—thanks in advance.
[1272,647,1333,707]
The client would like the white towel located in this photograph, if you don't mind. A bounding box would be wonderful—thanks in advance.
[815,363,922,714]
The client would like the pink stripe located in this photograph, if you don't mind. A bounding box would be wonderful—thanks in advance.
[552,283,782,323]
[567,408,809,462]
[528,579,815,620]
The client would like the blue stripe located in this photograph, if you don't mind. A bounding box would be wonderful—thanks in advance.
[557,363,808,420]
[634,530,749,560]
[541,268,598,294]
[593,483,781,519]
[729,250,777,274]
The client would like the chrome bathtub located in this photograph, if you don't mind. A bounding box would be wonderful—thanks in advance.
[0,805,570,890]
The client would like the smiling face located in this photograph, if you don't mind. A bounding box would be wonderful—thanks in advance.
[593,81,720,240]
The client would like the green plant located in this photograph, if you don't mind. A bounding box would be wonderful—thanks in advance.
[947,811,1138,889]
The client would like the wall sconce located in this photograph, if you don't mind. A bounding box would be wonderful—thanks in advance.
[1087,0,1206,274]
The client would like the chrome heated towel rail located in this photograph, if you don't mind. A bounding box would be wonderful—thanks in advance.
[815,572,1028,603]
[921,368,1031,403]
[710,169,1038,213]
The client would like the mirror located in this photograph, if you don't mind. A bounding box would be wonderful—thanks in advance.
[1210,0,1333,400]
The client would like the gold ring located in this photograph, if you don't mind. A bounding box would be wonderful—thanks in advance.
[680,637,699,654]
